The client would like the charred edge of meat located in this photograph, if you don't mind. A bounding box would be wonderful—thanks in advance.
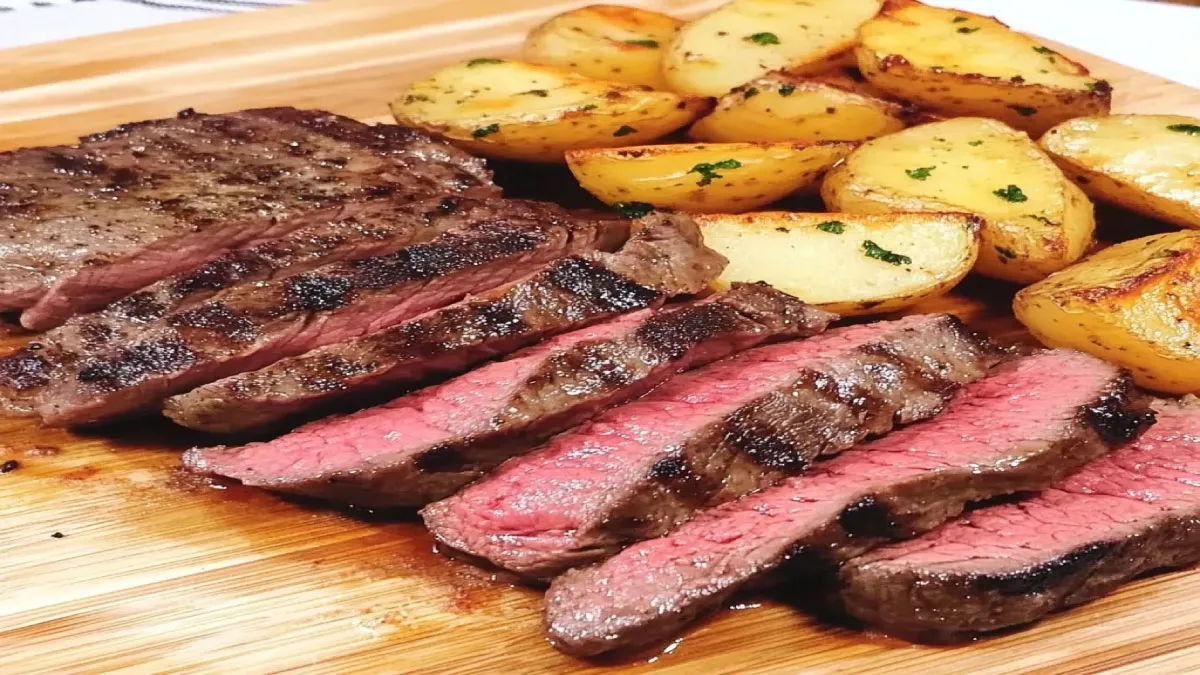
[635,302,743,362]
[75,338,197,391]
[838,495,902,540]
[543,257,661,313]
[1083,377,1157,444]
[0,347,53,391]
[973,541,1120,596]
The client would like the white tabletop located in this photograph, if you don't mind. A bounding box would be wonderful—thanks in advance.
[1,0,1198,89]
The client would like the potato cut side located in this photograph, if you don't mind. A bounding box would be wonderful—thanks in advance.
[567,141,856,213]
[822,117,1094,284]
[689,72,914,143]
[663,0,883,97]
[856,0,1110,136]
[698,211,980,315]
[1015,231,1200,394]
[521,5,681,89]
[1041,114,1200,230]
[389,58,709,162]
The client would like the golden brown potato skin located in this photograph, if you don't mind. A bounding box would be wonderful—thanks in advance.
[1014,231,1200,394]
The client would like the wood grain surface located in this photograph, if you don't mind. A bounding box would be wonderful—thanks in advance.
[2,2,1200,674]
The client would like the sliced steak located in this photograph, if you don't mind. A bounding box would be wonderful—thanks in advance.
[0,197,568,414]
[164,213,724,434]
[839,397,1200,642]
[37,212,623,427]
[424,314,1002,580]
[182,284,833,504]
[0,107,496,329]
[544,350,1155,657]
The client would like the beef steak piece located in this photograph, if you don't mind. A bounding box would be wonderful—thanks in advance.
[37,210,623,426]
[0,107,496,329]
[544,350,1155,657]
[182,284,833,505]
[424,313,1002,580]
[839,397,1200,642]
[165,213,725,434]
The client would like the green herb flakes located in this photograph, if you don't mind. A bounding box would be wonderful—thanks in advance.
[968,140,984,146]
[1032,46,1055,55]
[471,124,500,138]
[905,166,936,180]
[689,159,742,186]
[1168,123,1200,136]
[993,184,1028,202]
[957,27,979,34]
[614,202,655,219]
[743,87,760,99]
[518,89,549,97]
[624,39,660,48]
[745,32,780,45]
[816,220,845,234]
[580,104,598,111]
[613,125,637,137]
[952,16,968,22]
[778,84,796,97]
[466,58,503,67]
[862,240,911,266]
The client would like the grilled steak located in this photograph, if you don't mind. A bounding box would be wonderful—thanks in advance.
[165,213,723,433]
[839,397,1200,642]
[1,107,496,329]
[544,350,1154,657]
[425,314,1001,580]
[37,211,624,427]
[0,197,544,414]
[182,284,832,504]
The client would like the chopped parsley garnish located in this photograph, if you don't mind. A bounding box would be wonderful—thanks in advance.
[862,240,911,266]
[624,39,660,48]
[471,123,500,138]
[816,220,845,234]
[689,159,742,186]
[518,89,549,97]
[613,125,637,137]
[466,58,503,67]
[905,166,936,180]
[1009,105,1038,116]
[778,84,796,97]
[743,87,760,99]
[957,27,979,34]
[1032,46,1055,55]
[745,32,780,45]
[952,16,969,22]
[1167,123,1200,136]
[995,246,1017,260]
[580,104,598,111]
[993,184,1028,202]
[968,140,984,146]
[614,202,655,219]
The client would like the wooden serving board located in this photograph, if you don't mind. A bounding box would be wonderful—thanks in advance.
[2,2,1200,673]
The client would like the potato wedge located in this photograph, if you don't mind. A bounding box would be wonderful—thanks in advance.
[856,0,1111,136]
[822,117,1094,283]
[1041,115,1200,230]
[521,5,680,89]
[389,59,709,162]
[663,0,883,97]
[689,72,914,143]
[567,141,855,213]
[697,211,980,315]
[1015,231,1200,394]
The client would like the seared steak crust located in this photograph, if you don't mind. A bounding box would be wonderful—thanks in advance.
[165,213,724,433]
[182,284,832,504]
[544,350,1154,657]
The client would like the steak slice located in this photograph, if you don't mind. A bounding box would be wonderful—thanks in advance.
[2,107,496,329]
[181,284,833,504]
[164,212,724,434]
[839,397,1200,642]
[0,197,568,414]
[544,350,1155,657]
[424,313,1002,580]
[37,212,624,427]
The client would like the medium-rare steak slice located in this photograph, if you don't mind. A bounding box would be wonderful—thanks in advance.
[182,284,833,504]
[37,212,624,427]
[424,313,1002,580]
[0,197,567,414]
[839,397,1200,642]
[544,350,1155,657]
[164,213,724,433]
[0,107,496,329]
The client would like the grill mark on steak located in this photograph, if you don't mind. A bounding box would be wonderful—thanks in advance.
[423,314,1002,580]
[542,350,1155,657]
[165,213,723,434]
[181,284,829,506]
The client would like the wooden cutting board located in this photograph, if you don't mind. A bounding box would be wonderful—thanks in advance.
[2,2,1199,673]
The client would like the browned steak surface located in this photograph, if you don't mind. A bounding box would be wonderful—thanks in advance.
[0,107,496,329]
[165,213,724,434]
[182,284,832,505]
[544,350,1154,657]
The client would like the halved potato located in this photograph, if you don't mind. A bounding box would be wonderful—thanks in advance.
[1041,115,1200,230]
[689,72,914,143]
[1015,231,1200,393]
[389,58,709,162]
[521,5,681,89]
[663,0,883,97]
[821,117,1095,284]
[698,211,980,315]
[856,0,1110,136]
[567,141,856,213]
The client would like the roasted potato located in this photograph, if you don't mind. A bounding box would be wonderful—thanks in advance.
[567,141,855,213]
[856,0,1111,136]
[697,211,980,315]
[1015,231,1200,394]
[1041,115,1200,230]
[521,5,680,89]
[689,72,914,143]
[663,0,883,97]
[389,58,709,162]
[821,117,1095,284]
